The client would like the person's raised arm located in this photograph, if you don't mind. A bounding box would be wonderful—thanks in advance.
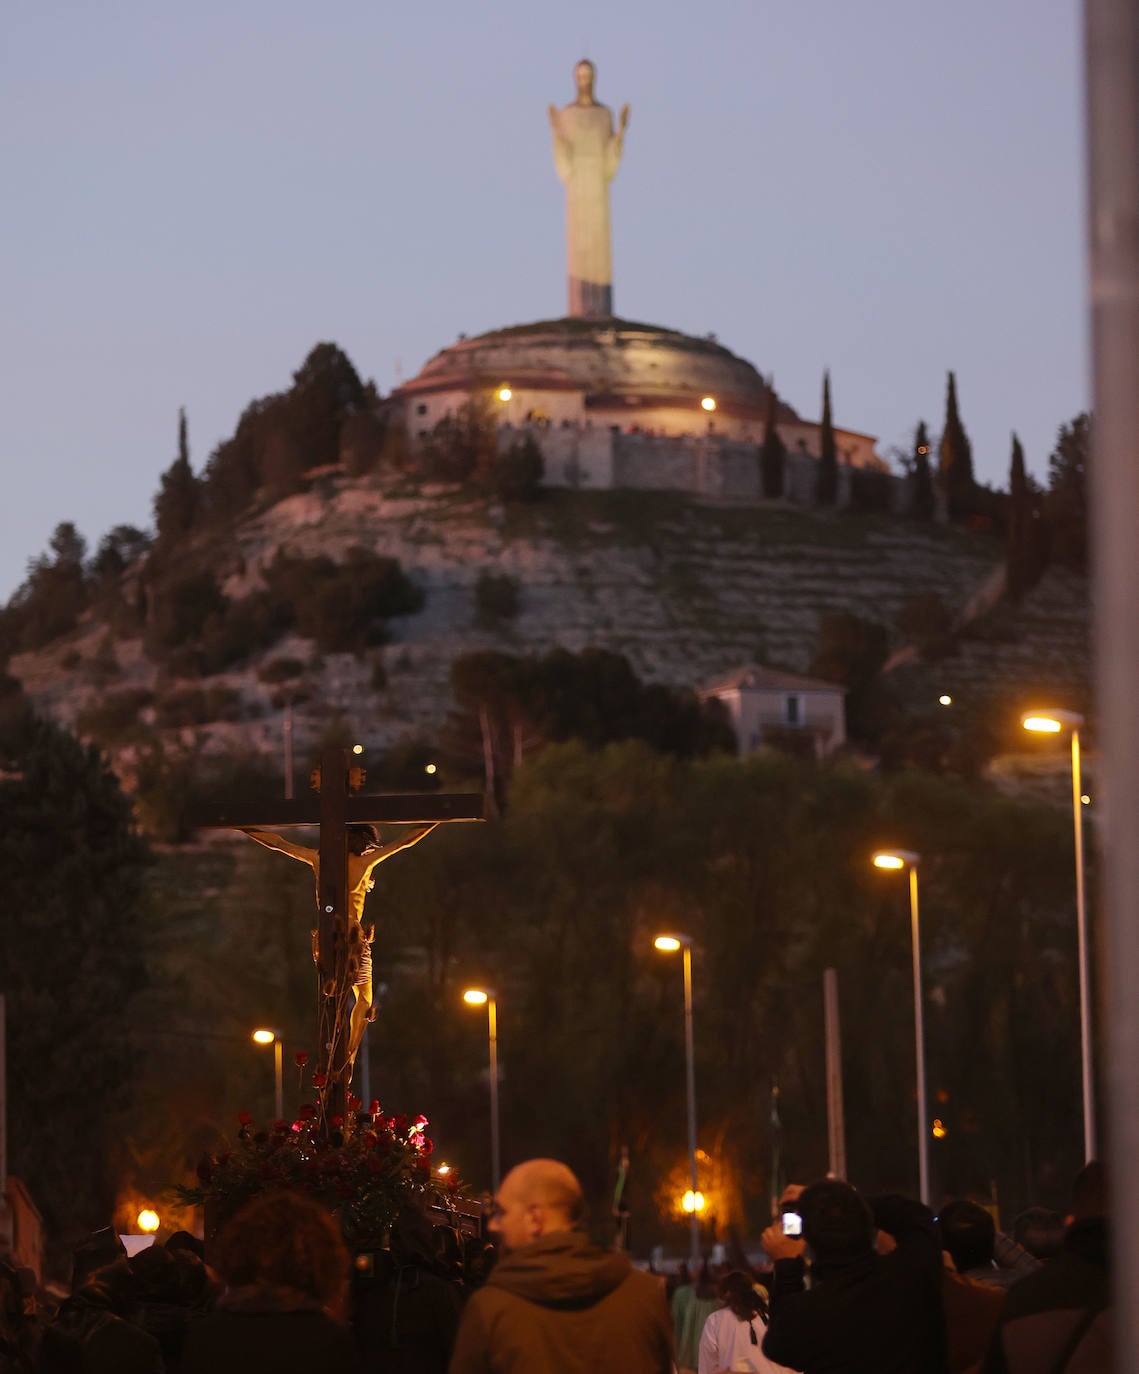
[239,828,317,868]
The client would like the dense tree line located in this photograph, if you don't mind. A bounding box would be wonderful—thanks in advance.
[0,710,152,1255]
[115,742,1087,1256]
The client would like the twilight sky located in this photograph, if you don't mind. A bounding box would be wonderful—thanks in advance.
[0,2,1086,601]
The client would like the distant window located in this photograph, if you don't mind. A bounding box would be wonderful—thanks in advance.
[416,403,428,416]
[785,695,802,726]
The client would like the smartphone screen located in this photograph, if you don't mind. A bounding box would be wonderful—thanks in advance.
[781,1211,802,1237]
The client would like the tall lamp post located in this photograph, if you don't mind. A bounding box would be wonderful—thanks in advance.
[1023,709,1095,1160]
[463,988,501,1194]
[871,851,930,1207]
[252,1028,284,1122]
[654,933,702,1264]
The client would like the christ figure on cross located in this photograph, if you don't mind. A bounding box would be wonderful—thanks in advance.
[241,821,439,1072]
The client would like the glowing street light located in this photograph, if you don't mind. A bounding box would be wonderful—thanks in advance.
[463,988,500,1192]
[655,932,701,1264]
[497,386,512,403]
[871,850,929,1205]
[682,1190,705,1213]
[1022,708,1095,1159]
[252,1028,284,1121]
[938,695,953,707]
[136,1209,160,1234]
[700,396,717,413]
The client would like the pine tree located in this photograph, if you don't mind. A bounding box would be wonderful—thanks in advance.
[1006,432,1037,600]
[816,370,838,506]
[153,407,201,546]
[759,381,786,499]
[910,421,936,520]
[938,372,976,521]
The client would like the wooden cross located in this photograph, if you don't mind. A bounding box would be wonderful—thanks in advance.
[191,747,485,1123]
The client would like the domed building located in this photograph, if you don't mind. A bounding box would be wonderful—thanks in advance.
[390,59,885,503]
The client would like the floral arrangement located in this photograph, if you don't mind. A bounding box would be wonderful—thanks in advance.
[176,1086,463,1248]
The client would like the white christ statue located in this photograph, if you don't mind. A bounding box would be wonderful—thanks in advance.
[549,59,629,319]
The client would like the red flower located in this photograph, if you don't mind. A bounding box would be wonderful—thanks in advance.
[330,1114,344,1129]
[312,1072,328,1089]
[413,1114,429,1131]
[362,1131,378,1148]
[237,1111,252,1126]
[419,1136,435,1156]
[391,1113,409,1134]
[294,1051,308,1068]
[369,1100,380,1116]
[446,1174,461,1194]
[298,1103,316,1120]
[347,1094,362,1112]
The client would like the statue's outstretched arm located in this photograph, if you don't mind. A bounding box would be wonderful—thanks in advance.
[362,822,441,877]
[606,104,629,180]
[240,827,317,868]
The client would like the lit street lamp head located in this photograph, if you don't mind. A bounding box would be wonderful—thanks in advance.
[463,988,491,1006]
[872,850,921,871]
[1023,708,1085,734]
[251,1028,278,1045]
[654,934,690,952]
[700,396,717,412]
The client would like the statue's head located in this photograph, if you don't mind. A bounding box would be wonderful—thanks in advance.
[574,59,596,102]
[348,823,381,855]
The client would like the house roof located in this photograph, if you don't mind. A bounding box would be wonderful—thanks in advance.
[700,665,848,696]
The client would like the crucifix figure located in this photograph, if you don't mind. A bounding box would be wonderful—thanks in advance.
[240,820,439,1077]
[193,748,484,1123]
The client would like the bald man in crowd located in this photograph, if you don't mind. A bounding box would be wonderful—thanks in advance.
[448,1158,672,1374]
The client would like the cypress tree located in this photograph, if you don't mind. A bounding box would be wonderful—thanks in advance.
[816,370,838,506]
[153,407,201,546]
[759,381,786,499]
[938,371,976,521]
[910,421,936,520]
[1006,432,1037,600]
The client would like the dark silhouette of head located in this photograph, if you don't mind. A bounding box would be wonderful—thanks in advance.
[1013,1207,1067,1260]
[213,1191,350,1317]
[799,1180,875,1266]
[937,1200,996,1273]
[718,1269,762,1322]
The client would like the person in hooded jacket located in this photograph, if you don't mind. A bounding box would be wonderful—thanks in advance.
[447,1158,672,1374]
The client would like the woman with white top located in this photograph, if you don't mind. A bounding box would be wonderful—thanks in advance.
[697,1270,792,1374]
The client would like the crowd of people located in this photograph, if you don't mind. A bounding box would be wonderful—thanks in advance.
[0,1157,1111,1373]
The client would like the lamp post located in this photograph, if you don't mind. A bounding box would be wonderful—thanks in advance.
[871,851,929,1206]
[252,1029,283,1121]
[655,933,702,1264]
[463,988,500,1193]
[1023,709,1095,1160]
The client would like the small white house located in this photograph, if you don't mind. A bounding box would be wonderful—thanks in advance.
[700,666,847,760]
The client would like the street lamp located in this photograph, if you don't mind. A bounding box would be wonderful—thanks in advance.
[463,988,501,1193]
[252,1028,284,1121]
[1023,708,1095,1159]
[871,850,930,1206]
[654,933,701,1264]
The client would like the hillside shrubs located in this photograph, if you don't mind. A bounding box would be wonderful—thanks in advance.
[154,685,244,728]
[475,571,521,628]
[76,688,155,744]
[263,547,424,652]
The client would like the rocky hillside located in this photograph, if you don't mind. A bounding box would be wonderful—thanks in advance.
[7,470,1090,789]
